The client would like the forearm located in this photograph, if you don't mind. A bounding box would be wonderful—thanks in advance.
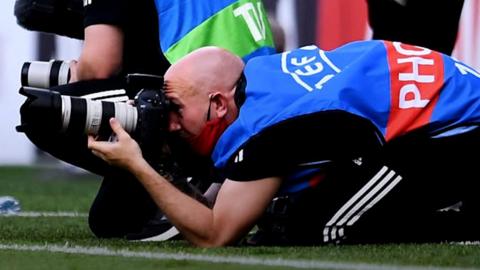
[75,55,122,80]
[129,159,219,246]
[87,119,259,247]
[75,24,123,81]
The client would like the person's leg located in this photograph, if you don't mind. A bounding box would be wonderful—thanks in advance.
[89,164,212,239]
[247,114,480,245]
[272,125,480,245]
[345,126,480,243]
[367,0,464,55]
[89,135,212,239]
[88,169,159,238]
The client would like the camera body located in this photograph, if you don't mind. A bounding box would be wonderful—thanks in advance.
[129,74,170,162]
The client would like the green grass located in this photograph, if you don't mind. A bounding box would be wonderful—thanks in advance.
[0,166,100,211]
[1,166,480,270]
[0,250,290,270]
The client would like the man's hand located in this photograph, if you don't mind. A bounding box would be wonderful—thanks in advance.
[88,118,144,171]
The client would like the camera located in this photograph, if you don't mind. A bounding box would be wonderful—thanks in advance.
[21,60,72,88]
[17,73,212,203]
[16,74,170,157]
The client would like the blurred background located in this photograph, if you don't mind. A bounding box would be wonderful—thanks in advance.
[0,0,479,166]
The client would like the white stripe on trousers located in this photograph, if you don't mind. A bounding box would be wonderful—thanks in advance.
[323,166,403,243]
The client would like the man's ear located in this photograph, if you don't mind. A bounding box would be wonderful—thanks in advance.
[211,92,228,118]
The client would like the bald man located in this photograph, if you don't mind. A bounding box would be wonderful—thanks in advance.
[89,48,267,246]
[89,41,480,246]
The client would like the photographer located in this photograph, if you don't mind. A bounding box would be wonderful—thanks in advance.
[89,42,480,246]
[18,0,276,241]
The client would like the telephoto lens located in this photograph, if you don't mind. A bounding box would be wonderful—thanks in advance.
[17,74,170,159]
[16,87,138,138]
[21,60,71,88]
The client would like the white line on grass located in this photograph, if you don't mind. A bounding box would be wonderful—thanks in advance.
[0,212,88,217]
[451,241,480,246]
[0,243,476,270]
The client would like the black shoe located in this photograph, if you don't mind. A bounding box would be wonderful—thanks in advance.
[126,214,181,242]
[243,227,288,246]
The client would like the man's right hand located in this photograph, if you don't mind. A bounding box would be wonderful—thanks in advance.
[88,117,145,172]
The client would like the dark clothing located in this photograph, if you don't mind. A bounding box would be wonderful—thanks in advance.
[367,0,464,55]
[214,41,480,176]
[241,112,480,245]
[84,0,170,85]
[213,41,480,245]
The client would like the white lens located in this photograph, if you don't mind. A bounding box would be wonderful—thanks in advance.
[85,100,103,135]
[60,95,72,132]
[27,61,53,88]
[57,61,71,85]
[114,102,138,133]
[24,60,71,88]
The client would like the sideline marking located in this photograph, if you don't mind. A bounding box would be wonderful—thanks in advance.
[451,241,480,246]
[0,212,88,217]
[0,243,476,270]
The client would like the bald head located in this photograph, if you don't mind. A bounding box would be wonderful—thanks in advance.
[164,47,244,97]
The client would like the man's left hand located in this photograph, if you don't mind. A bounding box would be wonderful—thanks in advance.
[88,117,144,171]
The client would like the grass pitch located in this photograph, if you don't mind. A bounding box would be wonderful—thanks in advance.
[0,166,479,270]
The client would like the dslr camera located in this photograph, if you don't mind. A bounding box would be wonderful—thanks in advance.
[16,73,171,162]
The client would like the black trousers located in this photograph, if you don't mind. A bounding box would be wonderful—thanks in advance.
[367,0,464,55]
[22,79,159,238]
[255,116,480,245]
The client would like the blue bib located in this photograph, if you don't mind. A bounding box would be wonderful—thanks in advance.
[213,40,480,169]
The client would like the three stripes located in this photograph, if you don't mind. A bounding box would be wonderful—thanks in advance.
[323,165,403,243]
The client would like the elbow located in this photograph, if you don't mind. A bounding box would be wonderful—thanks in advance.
[195,239,229,248]
[192,232,238,248]
[76,60,121,81]
[87,70,117,80]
